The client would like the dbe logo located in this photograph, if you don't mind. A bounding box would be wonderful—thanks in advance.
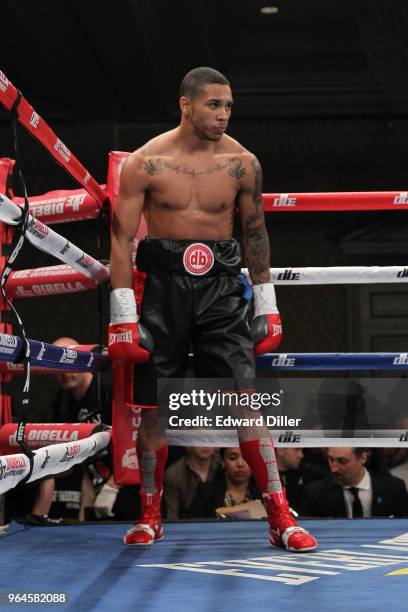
[393,353,408,365]
[278,431,301,443]
[394,192,408,205]
[277,269,300,281]
[183,243,214,276]
[273,194,296,207]
[271,354,296,367]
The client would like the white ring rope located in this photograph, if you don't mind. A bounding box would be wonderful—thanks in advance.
[0,192,109,282]
[0,430,111,495]
[242,266,408,285]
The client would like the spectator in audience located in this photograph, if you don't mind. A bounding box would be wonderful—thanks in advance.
[15,337,112,525]
[188,447,261,519]
[387,449,408,492]
[301,447,408,518]
[165,446,220,519]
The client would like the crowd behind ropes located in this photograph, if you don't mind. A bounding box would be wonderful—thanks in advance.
[3,347,407,525]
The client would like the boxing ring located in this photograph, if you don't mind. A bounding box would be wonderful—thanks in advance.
[1,69,408,609]
[2,520,408,610]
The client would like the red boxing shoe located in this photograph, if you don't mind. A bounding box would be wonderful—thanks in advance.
[263,490,317,553]
[123,491,163,546]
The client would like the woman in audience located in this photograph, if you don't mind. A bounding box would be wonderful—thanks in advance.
[188,447,261,518]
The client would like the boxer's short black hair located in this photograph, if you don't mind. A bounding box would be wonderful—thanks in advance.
[180,67,230,99]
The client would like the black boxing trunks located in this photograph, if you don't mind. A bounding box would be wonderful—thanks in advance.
[133,237,256,407]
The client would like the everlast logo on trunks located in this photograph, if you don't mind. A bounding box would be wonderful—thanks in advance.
[28,218,49,240]
[183,243,214,275]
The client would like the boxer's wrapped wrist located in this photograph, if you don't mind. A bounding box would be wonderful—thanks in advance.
[253,282,277,317]
[110,288,138,324]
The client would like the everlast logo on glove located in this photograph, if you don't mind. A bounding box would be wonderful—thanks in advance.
[183,243,214,275]
[109,328,133,345]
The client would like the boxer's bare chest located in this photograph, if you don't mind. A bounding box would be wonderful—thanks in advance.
[143,155,245,213]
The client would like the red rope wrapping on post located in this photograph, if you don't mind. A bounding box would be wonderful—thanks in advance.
[0,70,105,206]
[13,186,105,225]
[7,265,99,299]
[263,191,408,211]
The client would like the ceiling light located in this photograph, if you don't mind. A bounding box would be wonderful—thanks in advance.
[260,5,279,15]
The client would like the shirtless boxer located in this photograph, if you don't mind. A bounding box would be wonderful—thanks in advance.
[109,67,317,552]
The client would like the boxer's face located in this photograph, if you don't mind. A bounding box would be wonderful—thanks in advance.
[328,448,367,487]
[183,84,233,141]
[222,447,251,485]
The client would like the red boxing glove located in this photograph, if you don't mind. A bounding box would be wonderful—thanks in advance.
[250,283,282,355]
[108,288,153,364]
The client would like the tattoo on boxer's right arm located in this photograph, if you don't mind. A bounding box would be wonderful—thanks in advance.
[228,157,246,179]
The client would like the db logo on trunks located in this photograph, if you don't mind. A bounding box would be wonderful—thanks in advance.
[183,243,214,275]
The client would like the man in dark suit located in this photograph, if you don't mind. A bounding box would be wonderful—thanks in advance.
[301,447,408,518]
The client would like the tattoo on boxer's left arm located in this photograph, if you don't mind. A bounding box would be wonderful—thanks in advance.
[240,157,270,283]
[251,158,263,209]
[244,214,270,280]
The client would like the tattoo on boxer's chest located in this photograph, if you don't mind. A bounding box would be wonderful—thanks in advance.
[144,159,163,176]
[144,156,246,179]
